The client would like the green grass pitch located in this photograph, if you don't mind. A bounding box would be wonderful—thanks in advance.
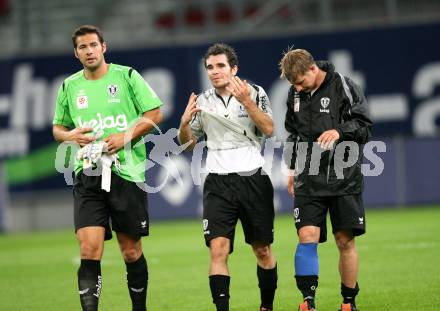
[1,206,440,310]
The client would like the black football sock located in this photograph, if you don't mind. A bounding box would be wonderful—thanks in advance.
[257,264,278,309]
[209,275,230,311]
[126,254,148,311]
[295,275,318,307]
[341,282,359,306]
[78,259,102,311]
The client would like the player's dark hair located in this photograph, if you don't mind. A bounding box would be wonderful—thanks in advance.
[204,43,238,68]
[72,25,105,48]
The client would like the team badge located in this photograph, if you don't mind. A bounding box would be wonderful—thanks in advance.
[238,105,248,118]
[107,84,118,97]
[321,97,330,108]
[294,208,301,223]
[76,95,88,109]
[320,97,330,113]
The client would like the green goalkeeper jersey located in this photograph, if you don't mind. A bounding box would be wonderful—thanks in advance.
[53,63,163,182]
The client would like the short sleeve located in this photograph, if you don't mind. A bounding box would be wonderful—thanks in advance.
[52,82,74,128]
[257,86,273,118]
[128,69,163,113]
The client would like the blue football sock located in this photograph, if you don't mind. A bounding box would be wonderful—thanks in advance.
[295,243,319,276]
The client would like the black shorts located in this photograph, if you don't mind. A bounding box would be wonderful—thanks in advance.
[293,194,365,243]
[202,168,275,253]
[73,171,149,241]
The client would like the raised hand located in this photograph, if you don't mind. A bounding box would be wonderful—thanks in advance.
[226,76,252,107]
[181,92,201,125]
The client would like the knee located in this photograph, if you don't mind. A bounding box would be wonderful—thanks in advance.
[254,245,271,263]
[121,246,142,263]
[79,240,101,259]
[298,226,320,243]
[335,236,355,252]
[210,240,229,263]
[117,233,142,262]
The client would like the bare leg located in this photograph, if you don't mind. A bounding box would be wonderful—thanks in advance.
[209,237,230,276]
[77,226,105,260]
[334,230,358,288]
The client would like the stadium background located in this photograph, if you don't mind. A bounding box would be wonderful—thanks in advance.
[0,0,439,310]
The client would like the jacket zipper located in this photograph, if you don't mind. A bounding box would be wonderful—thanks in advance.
[307,93,312,195]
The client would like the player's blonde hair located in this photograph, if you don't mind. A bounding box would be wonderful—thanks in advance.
[279,48,315,83]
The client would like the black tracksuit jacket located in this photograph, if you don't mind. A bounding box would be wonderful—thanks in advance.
[284,61,373,196]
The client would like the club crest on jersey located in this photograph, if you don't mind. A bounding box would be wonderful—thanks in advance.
[107,84,121,103]
[76,95,88,109]
[320,97,330,113]
[108,84,118,97]
[238,105,248,118]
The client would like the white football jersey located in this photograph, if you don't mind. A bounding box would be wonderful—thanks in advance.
[190,84,273,173]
